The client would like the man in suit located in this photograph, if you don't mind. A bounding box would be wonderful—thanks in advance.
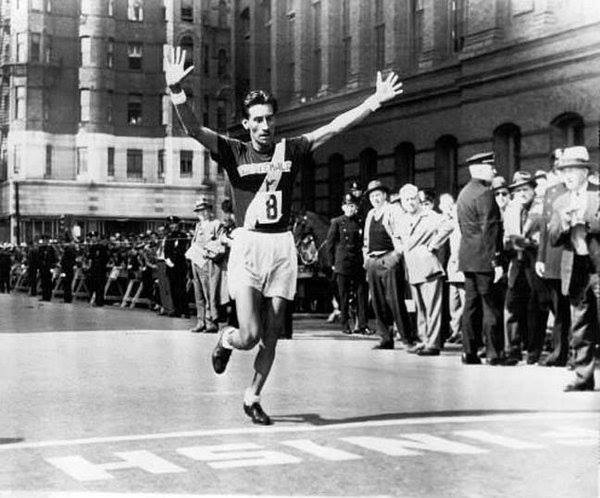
[548,146,600,391]
[535,150,571,367]
[502,171,547,365]
[326,193,369,335]
[38,234,57,302]
[456,152,504,364]
[363,179,412,349]
[88,231,109,306]
[60,234,78,303]
[396,184,453,355]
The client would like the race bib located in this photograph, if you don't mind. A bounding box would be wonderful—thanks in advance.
[256,191,283,224]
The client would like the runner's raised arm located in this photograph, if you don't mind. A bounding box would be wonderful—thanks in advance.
[165,46,219,155]
[304,71,403,152]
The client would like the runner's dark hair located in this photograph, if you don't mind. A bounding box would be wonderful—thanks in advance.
[242,90,278,118]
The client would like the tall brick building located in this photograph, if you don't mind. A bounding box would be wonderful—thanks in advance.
[230,0,600,216]
[0,0,232,242]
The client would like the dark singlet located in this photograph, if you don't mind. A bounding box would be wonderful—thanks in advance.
[211,135,312,233]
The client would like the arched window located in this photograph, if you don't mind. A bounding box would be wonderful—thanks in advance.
[328,153,345,214]
[180,35,194,70]
[394,142,415,188]
[359,147,377,188]
[551,112,584,149]
[493,123,521,180]
[434,135,458,195]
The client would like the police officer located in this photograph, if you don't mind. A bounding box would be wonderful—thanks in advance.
[88,231,109,306]
[325,193,370,335]
[350,181,371,227]
[60,235,77,303]
[38,234,57,301]
[164,216,190,318]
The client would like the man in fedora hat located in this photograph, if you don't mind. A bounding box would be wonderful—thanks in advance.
[165,45,403,424]
[325,193,370,335]
[548,146,600,391]
[536,149,571,367]
[492,176,510,218]
[502,171,547,365]
[188,196,223,333]
[363,179,413,349]
[456,152,504,364]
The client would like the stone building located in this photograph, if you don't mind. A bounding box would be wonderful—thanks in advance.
[0,0,232,242]
[230,0,600,216]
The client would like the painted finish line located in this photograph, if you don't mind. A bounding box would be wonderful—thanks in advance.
[1,411,596,451]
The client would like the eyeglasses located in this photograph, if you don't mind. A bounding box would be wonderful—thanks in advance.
[495,191,509,197]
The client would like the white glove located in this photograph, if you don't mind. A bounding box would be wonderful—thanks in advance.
[493,265,504,283]
[164,46,194,88]
[535,261,545,278]
[165,258,174,268]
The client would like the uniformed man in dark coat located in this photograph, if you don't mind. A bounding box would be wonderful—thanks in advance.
[27,239,40,296]
[88,231,109,306]
[350,181,371,227]
[164,216,190,317]
[38,234,57,301]
[0,243,12,293]
[456,152,504,364]
[60,234,78,303]
[535,150,571,367]
[325,193,370,335]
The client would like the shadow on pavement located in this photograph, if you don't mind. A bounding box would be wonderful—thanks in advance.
[270,408,597,426]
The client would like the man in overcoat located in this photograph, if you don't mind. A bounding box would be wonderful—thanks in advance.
[548,146,600,391]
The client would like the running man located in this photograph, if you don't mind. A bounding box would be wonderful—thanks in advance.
[165,47,403,425]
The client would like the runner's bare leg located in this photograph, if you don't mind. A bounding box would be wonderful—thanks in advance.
[226,286,262,350]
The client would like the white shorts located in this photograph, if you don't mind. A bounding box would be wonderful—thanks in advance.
[227,228,298,301]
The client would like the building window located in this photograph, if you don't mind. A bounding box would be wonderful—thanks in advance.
[80,89,90,122]
[451,0,465,52]
[412,0,424,60]
[328,154,345,215]
[312,1,321,95]
[493,124,521,180]
[128,42,142,70]
[45,144,52,178]
[374,0,385,69]
[203,44,210,75]
[77,147,88,175]
[108,0,114,16]
[16,33,26,62]
[434,135,458,195]
[30,33,40,62]
[44,34,52,63]
[128,0,143,22]
[203,95,209,127]
[218,0,227,28]
[180,35,193,70]
[127,93,142,125]
[359,148,378,187]
[107,90,113,124]
[203,150,210,182]
[180,150,193,177]
[217,102,226,132]
[127,149,143,179]
[107,147,115,177]
[158,149,165,180]
[181,1,193,22]
[15,86,25,119]
[551,112,585,149]
[342,0,351,84]
[217,49,227,77]
[80,36,91,66]
[107,38,114,68]
[395,142,415,188]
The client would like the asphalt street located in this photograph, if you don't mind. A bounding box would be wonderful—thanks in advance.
[0,293,598,497]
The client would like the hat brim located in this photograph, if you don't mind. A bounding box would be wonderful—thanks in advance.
[555,161,597,170]
[508,180,536,191]
[365,185,389,196]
